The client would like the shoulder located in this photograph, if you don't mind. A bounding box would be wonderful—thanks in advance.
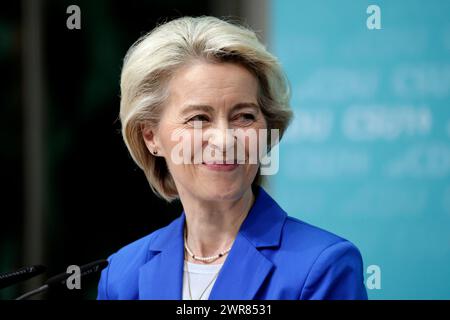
[281,215,364,267]
[108,216,178,263]
[282,215,348,248]
[276,216,367,299]
[255,186,359,258]
[97,219,177,300]
[109,212,182,260]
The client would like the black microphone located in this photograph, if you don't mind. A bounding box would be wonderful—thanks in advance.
[15,259,108,300]
[0,265,47,289]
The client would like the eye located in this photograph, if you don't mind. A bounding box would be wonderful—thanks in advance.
[234,113,256,122]
[187,114,210,123]
[242,113,256,120]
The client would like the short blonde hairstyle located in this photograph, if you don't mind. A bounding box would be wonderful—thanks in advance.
[120,16,293,202]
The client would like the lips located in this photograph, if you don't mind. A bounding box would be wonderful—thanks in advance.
[201,162,239,171]
[202,161,238,165]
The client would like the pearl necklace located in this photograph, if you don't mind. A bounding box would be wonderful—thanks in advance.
[184,227,232,263]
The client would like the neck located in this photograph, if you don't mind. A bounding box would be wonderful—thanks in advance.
[180,187,255,264]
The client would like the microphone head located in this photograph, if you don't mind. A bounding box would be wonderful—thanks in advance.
[45,259,108,287]
[0,265,47,289]
[13,260,108,300]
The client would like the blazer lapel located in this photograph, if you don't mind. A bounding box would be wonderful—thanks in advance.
[207,232,274,300]
[138,214,186,300]
[209,187,287,300]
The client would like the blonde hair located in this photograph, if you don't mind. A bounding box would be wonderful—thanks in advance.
[120,16,293,202]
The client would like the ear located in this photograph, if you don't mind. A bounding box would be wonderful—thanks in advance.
[141,123,163,157]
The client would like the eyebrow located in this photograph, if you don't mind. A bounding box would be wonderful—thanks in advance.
[180,102,260,116]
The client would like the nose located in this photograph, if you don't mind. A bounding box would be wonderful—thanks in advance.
[204,122,236,154]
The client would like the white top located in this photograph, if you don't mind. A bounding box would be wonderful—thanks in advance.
[182,261,224,300]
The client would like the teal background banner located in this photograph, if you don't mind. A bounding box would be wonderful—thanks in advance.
[271,0,450,299]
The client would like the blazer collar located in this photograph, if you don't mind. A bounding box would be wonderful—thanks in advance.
[138,186,287,299]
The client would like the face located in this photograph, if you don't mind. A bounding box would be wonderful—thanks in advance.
[142,61,267,202]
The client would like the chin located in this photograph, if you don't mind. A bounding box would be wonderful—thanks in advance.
[197,180,247,202]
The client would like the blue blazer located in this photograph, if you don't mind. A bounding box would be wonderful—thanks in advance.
[97,186,368,300]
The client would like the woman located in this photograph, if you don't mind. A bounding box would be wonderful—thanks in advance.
[97,16,368,300]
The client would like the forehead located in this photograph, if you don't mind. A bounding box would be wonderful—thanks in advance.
[166,61,259,108]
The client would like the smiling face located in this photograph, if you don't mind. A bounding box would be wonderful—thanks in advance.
[142,61,267,202]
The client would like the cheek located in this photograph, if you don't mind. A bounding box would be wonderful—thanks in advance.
[162,129,216,164]
[236,129,268,164]
[159,125,193,159]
